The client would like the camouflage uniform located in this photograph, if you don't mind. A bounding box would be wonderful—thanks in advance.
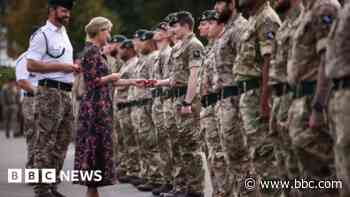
[130,50,161,183]
[151,45,173,184]
[287,0,340,196]
[234,2,281,196]
[33,86,73,194]
[211,14,251,197]
[1,83,20,138]
[22,95,36,169]
[198,40,226,197]
[326,2,350,197]
[168,33,204,194]
[269,3,303,189]
[115,56,140,177]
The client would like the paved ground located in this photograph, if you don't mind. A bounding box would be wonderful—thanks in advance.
[0,131,152,197]
[0,131,213,197]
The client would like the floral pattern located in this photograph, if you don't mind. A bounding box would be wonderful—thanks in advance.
[73,42,117,187]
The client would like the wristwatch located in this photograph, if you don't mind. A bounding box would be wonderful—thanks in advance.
[182,100,192,107]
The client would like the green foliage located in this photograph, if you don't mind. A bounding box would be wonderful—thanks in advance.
[5,0,213,56]
[0,66,15,87]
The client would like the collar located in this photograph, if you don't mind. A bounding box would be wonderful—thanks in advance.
[46,20,64,32]
[126,56,138,65]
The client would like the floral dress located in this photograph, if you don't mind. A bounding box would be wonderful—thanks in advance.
[73,42,117,187]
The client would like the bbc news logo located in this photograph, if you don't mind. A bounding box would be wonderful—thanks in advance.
[8,169,102,183]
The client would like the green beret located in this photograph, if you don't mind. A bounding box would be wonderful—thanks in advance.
[120,39,134,49]
[109,35,127,43]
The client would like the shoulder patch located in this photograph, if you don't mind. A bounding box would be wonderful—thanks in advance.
[267,32,275,40]
[322,15,333,25]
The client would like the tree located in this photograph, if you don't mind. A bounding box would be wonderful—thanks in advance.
[5,0,119,57]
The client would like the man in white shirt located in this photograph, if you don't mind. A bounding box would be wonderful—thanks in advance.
[26,1,79,197]
[15,52,38,171]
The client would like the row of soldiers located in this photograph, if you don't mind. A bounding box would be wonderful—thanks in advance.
[70,0,350,197]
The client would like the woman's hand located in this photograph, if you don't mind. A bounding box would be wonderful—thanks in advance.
[109,73,121,82]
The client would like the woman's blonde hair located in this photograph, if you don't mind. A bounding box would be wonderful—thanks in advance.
[85,17,113,41]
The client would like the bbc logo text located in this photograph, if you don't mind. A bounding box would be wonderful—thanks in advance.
[8,169,102,183]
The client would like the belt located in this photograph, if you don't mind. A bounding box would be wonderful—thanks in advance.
[333,77,350,91]
[164,86,187,99]
[271,83,291,97]
[151,88,164,98]
[133,98,152,107]
[292,81,317,98]
[201,86,239,108]
[39,79,72,92]
[237,78,261,94]
[24,92,34,97]
[117,102,131,110]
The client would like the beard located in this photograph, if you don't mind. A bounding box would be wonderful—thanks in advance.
[56,14,70,26]
[218,6,232,24]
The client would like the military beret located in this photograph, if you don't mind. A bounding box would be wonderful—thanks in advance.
[134,29,148,39]
[153,22,168,32]
[109,35,127,43]
[140,31,154,41]
[169,11,194,27]
[120,39,134,49]
[48,0,75,10]
[200,10,220,22]
[164,12,178,24]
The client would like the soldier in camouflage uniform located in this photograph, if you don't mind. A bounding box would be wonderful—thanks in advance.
[113,38,142,182]
[151,21,174,196]
[154,11,205,197]
[287,0,340,196]
[130,30,162,191]
[269,1,303,195]
[198,9,229,197]
[211,1,252,196]
[1,81,20,139]
[326,2,350,196]
[234,0,281,196]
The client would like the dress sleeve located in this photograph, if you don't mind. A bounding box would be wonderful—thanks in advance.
[82,46,102,89]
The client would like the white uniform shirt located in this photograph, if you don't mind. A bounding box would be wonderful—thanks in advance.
[27,20,74,83]
[15,52,39,87]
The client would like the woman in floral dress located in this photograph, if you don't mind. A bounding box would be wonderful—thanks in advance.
[74,17,142,197]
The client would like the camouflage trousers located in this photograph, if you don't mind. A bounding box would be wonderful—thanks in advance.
[270,93,300,196]
[152,98,172,184]
[163,98,176,184]
[215,97,251,197]
[288,96,336,197]
[240,89,277,197]
[3,104,19,137]
[200,105,227,197]
[131,103,162,183]
[33,86,73,195]
[173,97,204,194]
[328,89,350,197]
[113,102,124,174]
[116,106,140,177]
[22,96,36,169]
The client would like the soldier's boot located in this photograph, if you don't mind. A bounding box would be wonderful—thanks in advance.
[130,177,146,187]
[186,191,203,197]
[152,184,173,196]
[137,182,162,192]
